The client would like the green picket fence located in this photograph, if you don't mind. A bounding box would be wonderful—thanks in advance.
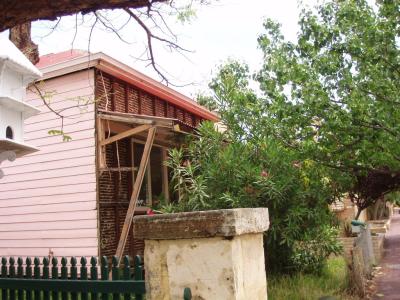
[0,255,145,300]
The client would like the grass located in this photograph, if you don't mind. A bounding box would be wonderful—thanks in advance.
[267,256,358,300]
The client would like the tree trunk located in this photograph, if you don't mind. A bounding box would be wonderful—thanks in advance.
[377,200,386,220]
[355,207,363,220]
[371,198,381,220]
[9,23,39,65]
[0,0,166,32]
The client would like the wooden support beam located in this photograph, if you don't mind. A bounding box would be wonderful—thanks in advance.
[146,160,152,206]
[131,139,136,192]
[100,124,151,146]
[131,137,175,149]
[115,126,156,264]
[97,112,176,128]
[96,118,106,169]
[98,113,155,126]
[161,147,170,203]
[98,167,138,172]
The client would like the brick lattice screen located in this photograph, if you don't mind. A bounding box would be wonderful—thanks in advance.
[95,70,204,257]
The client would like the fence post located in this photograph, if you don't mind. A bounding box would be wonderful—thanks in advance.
[33,257,40,300]
[80,257,88,300]
[70,257,78,300]
[2,257,7,300]
[183,287,192,300]
[25,258,32,300]
[123,256,131,300]
[9,257,16,300]
[42,257,50,300]
[134,255,144,300]
[90,257,99,300]
[51,257,59,300]
[17,257,23,300]
[61,257,68,300]
[133,208,270,300]
[112,256,120,300]
[101,256,108,300]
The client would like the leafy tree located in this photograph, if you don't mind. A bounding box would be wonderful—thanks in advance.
[163,118,342,273]
[254,0,400,219]
[164,0,400,272]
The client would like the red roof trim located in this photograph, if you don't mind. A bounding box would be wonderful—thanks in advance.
[36,50,89,68]
[36,51,219,122]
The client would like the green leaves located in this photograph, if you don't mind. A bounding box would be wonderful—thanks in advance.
[165,0,400,273]
[48,130,72,142]
[256,0,400,209]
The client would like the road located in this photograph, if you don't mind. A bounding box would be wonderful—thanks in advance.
[373,211,400,300]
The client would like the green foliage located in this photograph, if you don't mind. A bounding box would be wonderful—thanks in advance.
[385,191,400,206]
[164,121,341,273]
[164,148,210,211]
[196,93,218,111]
[268,257,354,300]
[256,0,400,213]
[291,225,342,273]
[165,0,400,274]
[172,0,212,24]
[176,5,197,23]
[48,130,72,142]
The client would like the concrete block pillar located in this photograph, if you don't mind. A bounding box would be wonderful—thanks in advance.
[132,208,270,300]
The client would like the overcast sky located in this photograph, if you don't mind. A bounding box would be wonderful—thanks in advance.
[2,0,318,97]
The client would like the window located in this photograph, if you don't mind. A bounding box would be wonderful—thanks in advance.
[6,126,13,139]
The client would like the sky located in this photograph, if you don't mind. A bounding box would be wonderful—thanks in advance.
[2,0,318,98]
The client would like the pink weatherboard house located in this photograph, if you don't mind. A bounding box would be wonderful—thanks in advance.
[0,50,218,260]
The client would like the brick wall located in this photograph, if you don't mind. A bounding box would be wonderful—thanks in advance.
[95,70,207,258]
[95,70,204,129]
[98,138,133,257]
[339,235,384,264]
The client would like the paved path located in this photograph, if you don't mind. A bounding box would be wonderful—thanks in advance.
[373,212,400,300]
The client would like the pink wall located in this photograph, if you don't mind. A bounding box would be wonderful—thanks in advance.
[0,70,98,258]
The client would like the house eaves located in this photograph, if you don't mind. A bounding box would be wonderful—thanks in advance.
[38,52,219,122]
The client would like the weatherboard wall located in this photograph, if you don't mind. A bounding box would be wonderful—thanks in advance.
[0,69,98,258]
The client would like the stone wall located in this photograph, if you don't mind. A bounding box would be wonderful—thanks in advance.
[133,208,270,300]
[339,234,385,264]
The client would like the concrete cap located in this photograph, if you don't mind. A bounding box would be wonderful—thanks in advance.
[133,207,269,240]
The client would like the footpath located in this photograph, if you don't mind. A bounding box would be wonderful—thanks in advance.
[373,212,400,299]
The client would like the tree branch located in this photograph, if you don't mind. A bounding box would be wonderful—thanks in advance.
[124,7,192,84]
[0,0,167,32]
